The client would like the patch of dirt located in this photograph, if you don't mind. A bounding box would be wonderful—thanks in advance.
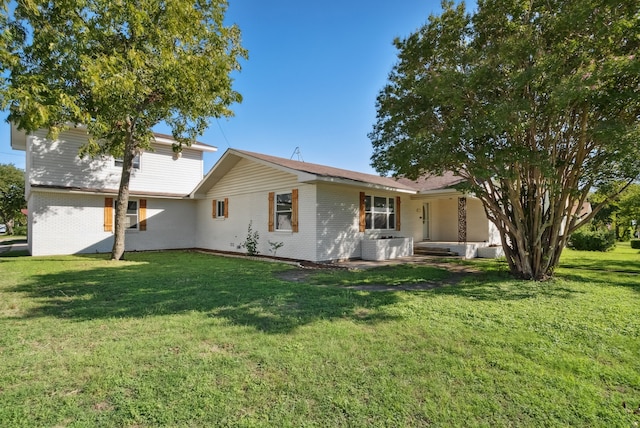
[275,260,479,291]
[194,248,479,291]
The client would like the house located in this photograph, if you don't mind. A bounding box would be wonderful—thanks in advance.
[11,126,501,260]
[10,125,217,256]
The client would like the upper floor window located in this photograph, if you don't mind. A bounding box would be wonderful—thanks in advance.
[114,154,141,169]
[364,195,395,230]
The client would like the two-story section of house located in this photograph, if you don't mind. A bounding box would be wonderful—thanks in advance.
[10,124,217,256]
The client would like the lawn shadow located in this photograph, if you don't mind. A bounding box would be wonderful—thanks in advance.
[7,252,400,334]
[428,270,581,301]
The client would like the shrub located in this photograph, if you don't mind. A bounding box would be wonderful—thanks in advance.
[242,221,260,256]
[13,225,27,236]
[568,228,616,251]
[631,239,640,249]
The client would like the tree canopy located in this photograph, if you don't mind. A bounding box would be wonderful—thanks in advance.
[370,0,640,279]
[0,164,26,235]
[1,0,247,259]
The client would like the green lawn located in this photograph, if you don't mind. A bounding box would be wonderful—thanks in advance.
[0,245,639,427]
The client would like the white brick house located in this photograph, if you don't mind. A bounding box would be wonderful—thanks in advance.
[12,127,500,260]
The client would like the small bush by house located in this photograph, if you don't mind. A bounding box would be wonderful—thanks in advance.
[630,239,640,249]
[568,228,616,252]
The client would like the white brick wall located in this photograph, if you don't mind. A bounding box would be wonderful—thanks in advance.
[29,191,197,256]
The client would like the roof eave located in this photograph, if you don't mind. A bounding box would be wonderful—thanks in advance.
[311,176,417,194]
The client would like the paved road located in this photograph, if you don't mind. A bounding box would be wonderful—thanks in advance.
[0,237,28,255]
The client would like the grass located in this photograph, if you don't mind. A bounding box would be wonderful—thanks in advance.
[0,245,639,427]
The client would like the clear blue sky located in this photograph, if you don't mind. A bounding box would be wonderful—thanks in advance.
[0,1,458,175]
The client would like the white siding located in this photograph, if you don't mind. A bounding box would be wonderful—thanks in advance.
[28,128,204,195]
[197,160,318,261]
[315,184,413,261]
[29,191,197,256]
[314,184,363,261]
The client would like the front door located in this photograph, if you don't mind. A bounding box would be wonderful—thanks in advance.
[422,203,430,240]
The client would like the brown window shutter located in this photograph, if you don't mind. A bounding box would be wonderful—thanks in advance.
[104,197,113,232]
[396,196,401,231]
[139,199,147,231]
[359,192,366,232]
[224,198,229,218]
[212,199,217,218]
[268,192,275,232]
[292,189,299,232]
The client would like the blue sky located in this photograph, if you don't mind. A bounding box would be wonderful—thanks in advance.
[0,1,454,175]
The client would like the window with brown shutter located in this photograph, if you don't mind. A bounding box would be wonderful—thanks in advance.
[139,199,147,231]
[291,189,298,232]
[268,192,275,232]
[104,197,113,232]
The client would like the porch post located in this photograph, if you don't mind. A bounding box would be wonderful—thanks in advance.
[458,197,467,243]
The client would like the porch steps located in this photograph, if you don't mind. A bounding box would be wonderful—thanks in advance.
[413,246,459,257]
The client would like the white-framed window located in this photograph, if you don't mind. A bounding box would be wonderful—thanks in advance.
[276,192,292,230]
[364,195,395,230]
[114,199,139,231]
[216,199,225,218]
[114,154,141,169]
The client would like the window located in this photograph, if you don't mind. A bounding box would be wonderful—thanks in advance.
[364,195,395,230]
[114,154,141,169]
[113,200,139,230]
[212,198,228,219]
[104,198,147,232]
[268,190,298,233]
[276,192,292,230]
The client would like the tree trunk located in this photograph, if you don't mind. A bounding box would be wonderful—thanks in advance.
[6,219,14,236]
[111,123,136,261]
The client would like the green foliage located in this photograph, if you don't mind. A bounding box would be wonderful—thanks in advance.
[1,0,247,259]
[0,164,26,235]
[568,227,616,252]
[242,221,260,256]
[268,240,284,257]
[630,239,640,250]
[591,183,640,241]
[370,0,640,279]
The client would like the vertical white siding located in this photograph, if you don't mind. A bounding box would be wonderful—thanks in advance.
[28,128,204,195]
[29,191,197,256]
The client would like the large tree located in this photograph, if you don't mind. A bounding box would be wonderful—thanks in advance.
[0,164,26,235]
[1,0,246,259]
[370,0,640,279]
